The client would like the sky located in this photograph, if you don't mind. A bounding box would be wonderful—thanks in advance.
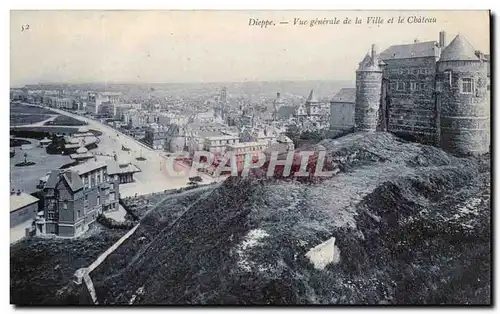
[10,10,490,87]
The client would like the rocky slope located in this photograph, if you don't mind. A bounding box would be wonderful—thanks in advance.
[82,132,491,304]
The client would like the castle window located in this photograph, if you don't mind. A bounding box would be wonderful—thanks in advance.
[396,81,405,91]
[410,82,417,91]
[412,68,419,75]
[461,78,474,94]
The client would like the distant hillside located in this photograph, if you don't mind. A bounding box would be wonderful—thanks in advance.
[83,132,491,305]
[24,80,354,100]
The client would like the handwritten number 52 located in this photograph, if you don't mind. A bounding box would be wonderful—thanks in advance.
[21,24,30,32]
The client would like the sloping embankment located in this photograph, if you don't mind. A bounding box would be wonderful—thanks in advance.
[86,132,490,304]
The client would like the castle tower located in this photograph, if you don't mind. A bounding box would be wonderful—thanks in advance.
[437,35,489,155]
[354,44,384,132]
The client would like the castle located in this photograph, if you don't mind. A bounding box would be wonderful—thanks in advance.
[354,31,490,155]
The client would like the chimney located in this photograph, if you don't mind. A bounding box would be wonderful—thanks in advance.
[371,44,377,64]
[439,31,446,48]
[11,188,15,195]
[16,189,21,195]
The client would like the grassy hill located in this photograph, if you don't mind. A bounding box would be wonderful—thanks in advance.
[87,132,490,305]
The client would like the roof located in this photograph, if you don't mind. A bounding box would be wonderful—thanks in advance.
[277,106,295,119]
[76,146,88,154]
[204,135,239,141]
[61,170,84,192]
[357,53,383,72]
[78,126,89,133]
[227,141,268,149]
[10,193,39,212]
[305,90,319,103]
[40,138,52,143]
[439,35,481,62]
[44,170,61,189]
[331,88,356,103]
[70,152,95,160]
[70,160,107,175]
[379,41,439,60]
[107,161,141,175]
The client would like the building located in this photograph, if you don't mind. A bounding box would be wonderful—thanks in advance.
[39,137,52,148]
[86,92,121,115]
[354,31,490,155]
[144,123,168,150]
[107,159,141,184]
[36,161,119,237]
[10,189,39,228]
[330,88,356,132]
[203,135,240,154]
[225,141,269,155]
[305,90,321,119]
[69,146,95,162]
[55,97,76,110]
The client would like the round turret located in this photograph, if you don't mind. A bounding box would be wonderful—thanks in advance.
[354,44,384,132]
[437,35,489,155]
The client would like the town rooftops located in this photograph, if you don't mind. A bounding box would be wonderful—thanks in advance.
[100,92,121,96]
[204,135,239,141]
[10,192,39,213]
[70,160,107,175]
[226,141,268,149]
[331,88,356,104]
[439,35,481,62]
[379,41,439,60]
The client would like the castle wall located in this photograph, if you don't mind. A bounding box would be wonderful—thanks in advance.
[437,60,489,155]
[355,70,383,131]
[383,57,438,144]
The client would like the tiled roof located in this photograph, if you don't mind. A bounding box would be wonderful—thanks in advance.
[439,35,480,62]
[61,170,84,192]
[44,170,61,189]
[331,88,356,103]
[379,41,439,60]
[10,193,39,212]
[70,160,107,175]
[357,53,383,72]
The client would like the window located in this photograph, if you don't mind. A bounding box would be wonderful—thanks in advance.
[84,175,89,188]
[396,81,405,91]
[97,175,101,184]
[436,81,443,92]
[461,78,474,94]
[62,201,68,210]
[91,177,96,187]
[412,68,419,75]
[410,82,417,91]
[389,82,396,91]
[97,196,100,206]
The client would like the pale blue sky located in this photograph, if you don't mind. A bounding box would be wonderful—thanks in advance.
[10,10,490,87]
